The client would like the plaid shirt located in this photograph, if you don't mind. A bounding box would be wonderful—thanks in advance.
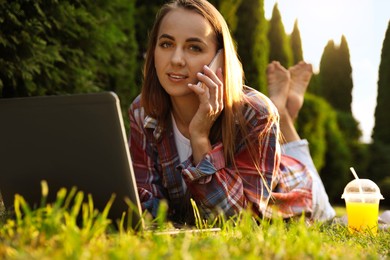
[129,87,312,221]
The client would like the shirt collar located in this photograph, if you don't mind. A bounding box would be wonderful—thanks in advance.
[144,115,164,141]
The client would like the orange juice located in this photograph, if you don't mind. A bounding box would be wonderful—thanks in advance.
[345,202,379,234]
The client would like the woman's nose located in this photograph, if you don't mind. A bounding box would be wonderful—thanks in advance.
[171,48,185,67]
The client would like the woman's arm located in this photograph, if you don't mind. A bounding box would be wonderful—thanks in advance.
[179,92,313,219]
[178,92,280,218]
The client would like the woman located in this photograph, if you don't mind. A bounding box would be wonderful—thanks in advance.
[129,0,335,224]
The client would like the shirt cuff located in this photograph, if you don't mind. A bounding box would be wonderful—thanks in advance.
[177,143,225,183]
[281,139,309,152]
[142,197,160,218]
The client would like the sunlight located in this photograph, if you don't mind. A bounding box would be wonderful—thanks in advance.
[266,0,370,67]
[299,0,347,42]
[265,0,389,143]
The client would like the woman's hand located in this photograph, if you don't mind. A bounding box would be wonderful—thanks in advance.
[187,65,224,164]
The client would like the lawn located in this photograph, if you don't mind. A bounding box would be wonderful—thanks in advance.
[0,190,389,259]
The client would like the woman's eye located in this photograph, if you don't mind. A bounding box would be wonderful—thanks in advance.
[189,45,202,52]
[159,42,172,48]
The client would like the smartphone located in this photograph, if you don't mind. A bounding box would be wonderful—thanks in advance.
[196,49,224,88]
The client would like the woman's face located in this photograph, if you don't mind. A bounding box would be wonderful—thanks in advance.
[154,8,218,98]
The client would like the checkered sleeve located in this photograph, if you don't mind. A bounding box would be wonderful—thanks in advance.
[178,89,313,219]
[128,97,166,217]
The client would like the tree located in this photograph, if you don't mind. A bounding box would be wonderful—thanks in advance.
[317,40,337,100]
[336,35,353,113]
[321,107,352,204]
[317,37,360,137]
[107,0,138,118]
[372,20,390,145]
[0,0,138,102]
[218,0,242,33]
[235,0,269,94]
[367,141,390,207]
[296,93,351,203]
[307,72,320,95]
[296,93,328,170]
[134,0,167,90]
[267,3,292,68]
[316,36,367,203]
[368,21,390,206]
[290,19,303,64]
[207,0,219,7]
[318,36,353,113]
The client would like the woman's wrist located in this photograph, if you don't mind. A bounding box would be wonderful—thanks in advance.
[190,136,212,165]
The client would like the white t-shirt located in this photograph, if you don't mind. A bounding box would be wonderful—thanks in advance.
[171,113,191,191]
[171,113,192,163]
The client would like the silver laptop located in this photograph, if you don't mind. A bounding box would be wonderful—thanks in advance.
[0,92,143,230]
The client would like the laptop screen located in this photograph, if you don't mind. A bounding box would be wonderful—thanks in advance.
[0,92,143,230]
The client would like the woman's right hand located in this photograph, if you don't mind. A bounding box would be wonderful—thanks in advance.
[187,65,224,164]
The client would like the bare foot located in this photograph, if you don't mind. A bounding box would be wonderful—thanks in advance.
[287,61,313,120]
[266,61,290,114]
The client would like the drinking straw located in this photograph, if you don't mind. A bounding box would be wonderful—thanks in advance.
[350,167,360,180]
[350,167,364,202]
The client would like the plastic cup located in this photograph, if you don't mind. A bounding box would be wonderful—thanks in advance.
[341,179,384,235]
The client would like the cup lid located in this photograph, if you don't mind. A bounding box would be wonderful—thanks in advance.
[341,179,384,200]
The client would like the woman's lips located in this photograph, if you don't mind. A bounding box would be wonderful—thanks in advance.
[167,73,188,82]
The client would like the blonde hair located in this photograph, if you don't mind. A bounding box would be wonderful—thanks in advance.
[141,0,251,166]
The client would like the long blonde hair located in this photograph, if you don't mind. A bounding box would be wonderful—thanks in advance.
[141,0,249,166]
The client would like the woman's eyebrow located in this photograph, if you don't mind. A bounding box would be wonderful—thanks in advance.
[158,34,174,40]
[186,37,203,43]
[158,34,205,44]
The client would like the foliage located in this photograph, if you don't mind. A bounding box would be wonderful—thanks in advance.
[318,36,353,113]
[378,177,390,207]
[321,106,352,204]
[337,36,354,113]
[336,111,368,177]
[235,0,269,94]
[347,141,370,180]
[0,189,389,259]
[297,93,352,203]
[307,71,321,95]
[207,0,219,6]
[267,3,292,68]
[298,91,368,205]
[296,93,328,170]
[337,111,362,142]
[367,141,390,207]
[218,0,242,33]
[0,0,387,229]
[368,21,390,204]
[372,20,390,145]
[0,0,137,96]
[316,36,364,202]
[317,40,335,97]
[0,0,138,127]
[290,20,303,64]
[134,0,166,90]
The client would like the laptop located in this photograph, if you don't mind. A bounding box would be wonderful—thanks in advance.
[0,92,144,230]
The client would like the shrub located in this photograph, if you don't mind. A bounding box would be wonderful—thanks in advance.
[0,0,138,117]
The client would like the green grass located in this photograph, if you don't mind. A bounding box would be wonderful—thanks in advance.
[0,185,389,259]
